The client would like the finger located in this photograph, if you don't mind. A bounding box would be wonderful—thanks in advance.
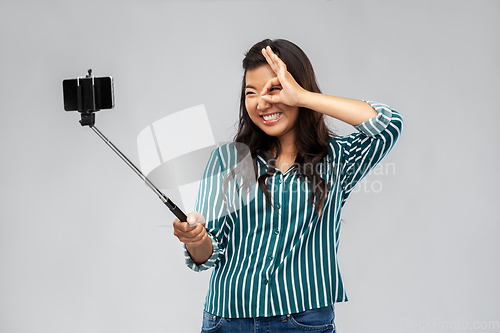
[173,218,183,231]
[190,225,207,241]
[174,225,199,241]
[184,221,207,236]
[271,54,287,79]
[267,46,287,74]
[183,230,207,246]
[261,77,280,96]
[265,49,289,87]
[261,47,273,67]
[262,47,279,73]
[175,221,197,232]
[177,226,207,244]
[261,94,280,104]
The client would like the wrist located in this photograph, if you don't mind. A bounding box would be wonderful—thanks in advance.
[297,90,315,109]
[186,233,213,265]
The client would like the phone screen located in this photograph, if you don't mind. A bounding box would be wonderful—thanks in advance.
[63,76,114,112]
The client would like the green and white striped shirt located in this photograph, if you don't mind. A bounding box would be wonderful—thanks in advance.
[185,101,403,318]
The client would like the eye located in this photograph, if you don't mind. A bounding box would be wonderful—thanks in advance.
[245,91,255,96]
[269,87,281,92]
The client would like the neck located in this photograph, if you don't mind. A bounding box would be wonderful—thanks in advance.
[275,137,297,158]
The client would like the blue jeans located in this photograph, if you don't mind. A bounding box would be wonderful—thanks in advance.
[201,305,336,332]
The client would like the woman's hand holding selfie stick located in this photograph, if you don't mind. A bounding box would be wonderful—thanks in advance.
[173,212,213,265]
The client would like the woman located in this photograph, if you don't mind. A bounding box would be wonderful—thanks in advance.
[173,39,403,332]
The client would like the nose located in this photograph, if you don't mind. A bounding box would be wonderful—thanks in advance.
[257,95,271,111]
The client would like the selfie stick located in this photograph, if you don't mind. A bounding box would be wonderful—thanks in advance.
[88,125,187,222]
[73,70,187,223]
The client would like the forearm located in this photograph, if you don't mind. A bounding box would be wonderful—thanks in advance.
[298,92,378,126]
[185,233,213,265]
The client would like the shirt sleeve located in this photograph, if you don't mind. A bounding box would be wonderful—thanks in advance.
[334,100,403,203]
[184,148,228,272]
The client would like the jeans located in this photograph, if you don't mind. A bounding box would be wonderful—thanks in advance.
[201,305,335,333]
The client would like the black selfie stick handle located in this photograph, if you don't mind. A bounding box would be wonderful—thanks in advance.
[168,200,188,222]
[89,125,187,222]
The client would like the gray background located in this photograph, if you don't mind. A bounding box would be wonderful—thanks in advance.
[1,0,499,332]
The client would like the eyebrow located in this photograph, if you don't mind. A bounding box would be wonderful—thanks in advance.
[245,85,256,90]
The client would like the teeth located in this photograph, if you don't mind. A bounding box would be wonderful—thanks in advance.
[263,113,281,121]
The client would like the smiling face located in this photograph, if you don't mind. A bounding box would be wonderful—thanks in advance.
[244,64,299,148]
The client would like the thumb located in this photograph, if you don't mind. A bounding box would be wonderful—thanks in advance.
[186,215,197,227]
[186,212,205,227]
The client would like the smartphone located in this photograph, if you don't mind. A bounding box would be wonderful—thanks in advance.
[63,76,114,112]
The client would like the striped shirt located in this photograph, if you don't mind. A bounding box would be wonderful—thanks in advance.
[184,101,403,318]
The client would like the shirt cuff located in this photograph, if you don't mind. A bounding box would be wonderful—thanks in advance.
[354,101,393,137]
[184,232,224,272]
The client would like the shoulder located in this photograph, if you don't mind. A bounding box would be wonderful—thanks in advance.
[212,142,251,171]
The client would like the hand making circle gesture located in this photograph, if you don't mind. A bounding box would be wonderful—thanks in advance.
[260,46,308,107]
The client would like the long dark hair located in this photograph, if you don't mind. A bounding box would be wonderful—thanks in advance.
[226,39,335,216]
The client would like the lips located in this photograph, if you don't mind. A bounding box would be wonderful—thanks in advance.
[260,112,282,124]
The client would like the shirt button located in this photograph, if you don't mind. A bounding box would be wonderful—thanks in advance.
[279,178,283,184]
[274,230,279,235]
[264,279,268,284]
[276,203,281,209]
[268,256,273,261]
